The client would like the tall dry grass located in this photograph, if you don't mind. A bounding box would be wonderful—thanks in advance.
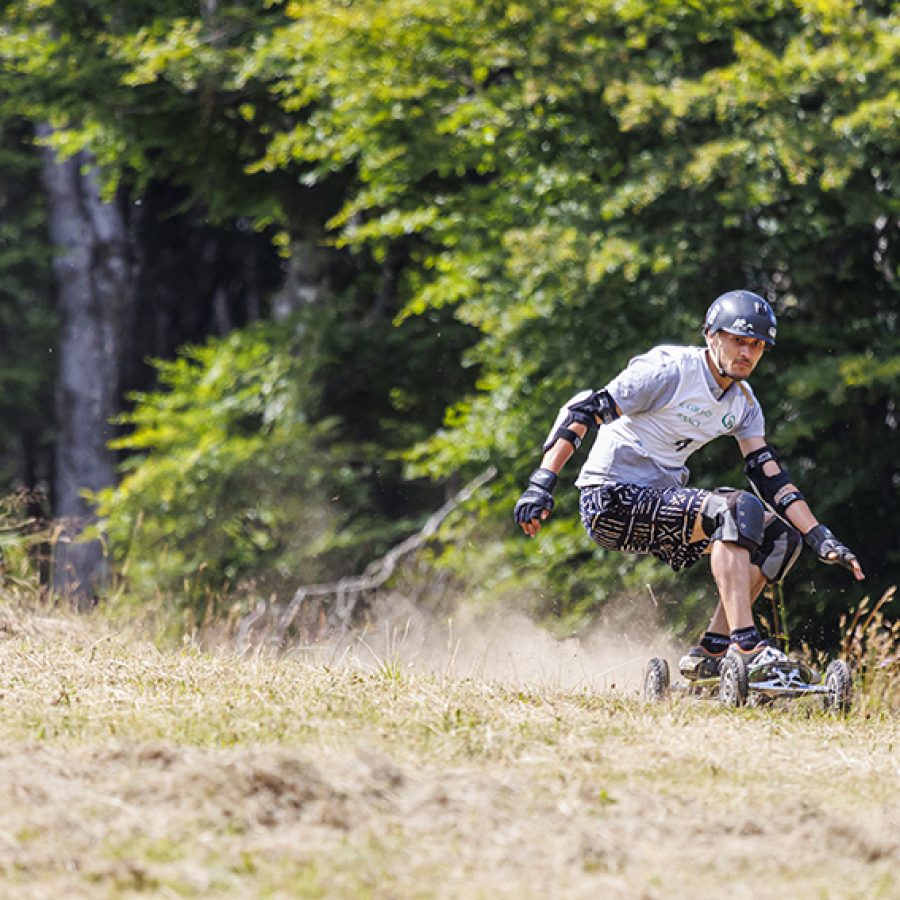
[0,583,898,898]
[840,586,900,713]
[0,499,897,897]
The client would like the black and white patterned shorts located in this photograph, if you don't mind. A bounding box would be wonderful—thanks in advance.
[579,483,710,572]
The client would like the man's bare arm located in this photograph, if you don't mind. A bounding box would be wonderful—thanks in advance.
[517,422,589,537]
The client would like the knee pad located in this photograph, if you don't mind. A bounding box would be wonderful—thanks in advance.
[751,517,803,583]
[701,488,765,551]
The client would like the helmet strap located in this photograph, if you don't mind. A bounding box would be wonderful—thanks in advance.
[712,343,728,378]
[706,333,745,383]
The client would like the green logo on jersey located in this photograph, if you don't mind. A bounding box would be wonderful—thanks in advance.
[722,412,736,430]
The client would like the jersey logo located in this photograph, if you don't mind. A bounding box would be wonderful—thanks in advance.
[722,412,736,430]
[676,400,713,430]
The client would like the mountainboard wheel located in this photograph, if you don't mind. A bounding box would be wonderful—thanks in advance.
[719,654,749,707]
[642,657,670,702]
[824,659,853,713]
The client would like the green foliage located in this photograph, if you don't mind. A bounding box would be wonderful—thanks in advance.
[92,298,478,608]
[0,492,50,602]
[374,0,900,633]
[2,0,897,638]
[92,321,341,602]
[0,118,55,488]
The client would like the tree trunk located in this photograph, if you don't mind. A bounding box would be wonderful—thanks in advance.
[271,233,333,321]
[38,127,131,607]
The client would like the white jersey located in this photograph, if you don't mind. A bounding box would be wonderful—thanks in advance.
[575,345,764,489]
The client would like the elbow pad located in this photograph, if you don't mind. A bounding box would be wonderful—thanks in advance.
[542,389,619,452]
[745,445,805,518]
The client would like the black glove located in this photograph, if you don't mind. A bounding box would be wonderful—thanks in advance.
[514,468,558,525]
[804,524,859,573]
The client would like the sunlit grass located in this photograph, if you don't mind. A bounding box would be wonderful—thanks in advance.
[0,498,896,896]
[0,592,897,898]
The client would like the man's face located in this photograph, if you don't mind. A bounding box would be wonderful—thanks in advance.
[709,330,767,380]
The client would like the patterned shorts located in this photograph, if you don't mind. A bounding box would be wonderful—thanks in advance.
[579,483,710,572]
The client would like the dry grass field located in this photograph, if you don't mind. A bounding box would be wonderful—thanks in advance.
[0,596,897,900]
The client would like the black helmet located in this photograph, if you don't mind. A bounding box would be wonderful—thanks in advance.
[703,290,777,347]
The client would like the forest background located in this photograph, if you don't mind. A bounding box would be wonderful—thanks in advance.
[0,0,897,648]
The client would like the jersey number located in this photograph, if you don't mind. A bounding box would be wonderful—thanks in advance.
[673,438,693,452]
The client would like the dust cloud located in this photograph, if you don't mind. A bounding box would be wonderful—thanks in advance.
[332,591,684,694]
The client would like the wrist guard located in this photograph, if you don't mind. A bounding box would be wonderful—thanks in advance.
[513,468,557,525]
[745,444,805,518]
[527,467,557,492]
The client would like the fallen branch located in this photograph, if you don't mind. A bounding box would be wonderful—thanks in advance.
[237,466,497,647]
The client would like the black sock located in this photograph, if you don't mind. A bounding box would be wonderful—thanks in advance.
[700,631,729,654]
[730,626,761,651]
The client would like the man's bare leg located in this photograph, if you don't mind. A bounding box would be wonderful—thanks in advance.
[679,522,771,678]
[708,541,758,632]
[707,557,768,635]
